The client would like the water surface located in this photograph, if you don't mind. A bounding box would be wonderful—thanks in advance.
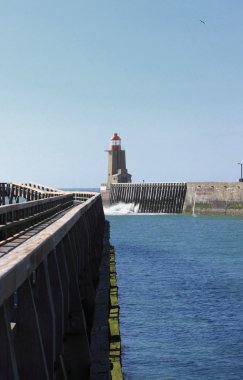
[107,214,243,380]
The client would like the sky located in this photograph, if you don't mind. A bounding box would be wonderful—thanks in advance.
[1,0,243,187]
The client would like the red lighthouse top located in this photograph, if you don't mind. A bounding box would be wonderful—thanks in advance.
[110,133,121,151]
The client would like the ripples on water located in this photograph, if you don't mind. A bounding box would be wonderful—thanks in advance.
[106,212,243,380]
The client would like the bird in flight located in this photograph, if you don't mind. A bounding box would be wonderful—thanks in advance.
[200,20,206,24]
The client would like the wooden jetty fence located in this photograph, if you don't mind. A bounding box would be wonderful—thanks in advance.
[0,183,96,206]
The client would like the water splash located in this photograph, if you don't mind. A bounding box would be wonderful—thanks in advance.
[104,202,140,215]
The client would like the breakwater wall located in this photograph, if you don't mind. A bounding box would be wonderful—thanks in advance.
[184,182,243,215]
[102,182,243,215]
[109,183,187,213]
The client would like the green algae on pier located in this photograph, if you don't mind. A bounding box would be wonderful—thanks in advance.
[109,246,123,380]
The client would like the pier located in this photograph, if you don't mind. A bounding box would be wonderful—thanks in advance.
[0,182,121,380]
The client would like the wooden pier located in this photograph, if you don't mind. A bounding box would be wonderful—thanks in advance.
[109,183,187,213]
[0,182,114,380]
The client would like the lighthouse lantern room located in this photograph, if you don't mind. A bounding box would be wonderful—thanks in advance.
[110,133,121,151]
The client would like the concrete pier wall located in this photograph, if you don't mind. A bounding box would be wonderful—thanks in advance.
[184,182,243,215]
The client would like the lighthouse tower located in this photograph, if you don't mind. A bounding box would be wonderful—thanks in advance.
[106,133,132,187]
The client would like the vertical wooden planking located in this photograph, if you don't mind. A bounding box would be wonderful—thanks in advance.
[122,184,125,203]
[146,185,151,212]
[117,185,121,203]
[157,184,163,213]
[168,184,173,213]
[140,184,146,213]
[140,184,145,212]
[164,184,169,213]
[157,184,162,213]
[127,184,131,203]
[144,185,149,212]
[160,184,165,213]
[115,184,119,204]
[110,185,114,205]
[174,183,178,213]
[114,185,118,203]
[125,185,128,203]
[151,184,157,213]
[133,184,138,207]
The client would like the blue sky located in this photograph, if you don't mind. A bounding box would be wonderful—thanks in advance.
[1,1,243,187]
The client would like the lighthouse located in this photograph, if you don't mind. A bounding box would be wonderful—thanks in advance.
[106,133,132,187]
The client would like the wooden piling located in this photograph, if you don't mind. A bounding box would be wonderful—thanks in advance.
[109,183,187,213]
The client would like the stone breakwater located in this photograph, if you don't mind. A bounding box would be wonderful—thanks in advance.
[101,182,243,215]
[184,182,243,215]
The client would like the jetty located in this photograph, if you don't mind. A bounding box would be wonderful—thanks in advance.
[101,134,243,215]
[0,182,122,380]
[103,181,243,215]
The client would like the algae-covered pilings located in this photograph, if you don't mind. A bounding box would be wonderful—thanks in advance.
[184,182,243,215]
[90,221,123,380]
[109,246,123,380]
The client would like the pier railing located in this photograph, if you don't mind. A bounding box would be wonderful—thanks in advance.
[19,182,65,194]
[0,182,98,206]
[0,183,64,205]
[73,191,97,202]
[0,194,74,245]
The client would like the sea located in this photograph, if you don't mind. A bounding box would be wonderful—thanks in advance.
[105,203,243,380]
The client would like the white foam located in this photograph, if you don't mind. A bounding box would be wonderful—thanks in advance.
[104,202,140,215]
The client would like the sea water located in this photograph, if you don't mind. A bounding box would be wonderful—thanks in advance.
[105,206,243,380]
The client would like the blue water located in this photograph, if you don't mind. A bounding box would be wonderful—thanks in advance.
[107,214,243,380]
